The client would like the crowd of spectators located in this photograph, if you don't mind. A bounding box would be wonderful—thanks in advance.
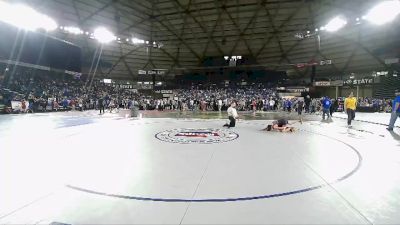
[0,68,395,114]
[159,86,278,112]
[0,68,142,113]
[356,97,393,112]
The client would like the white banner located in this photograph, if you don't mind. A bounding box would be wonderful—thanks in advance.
[11,101,28,111]
[385,58,399,64]
[0,59,50,71]
[330,80,344,86]
[279,93,302,97]
[155,90,173,94]
[344,78,374,85]
[314,81,331,86]
[65,70,82,77]
[138,70,147,75]
[138,70,167,75]
[285,87,309,93]
[320,60,332,65]
[314,80,343,86]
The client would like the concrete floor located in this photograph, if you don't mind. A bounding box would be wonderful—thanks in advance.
[0,110,399,224]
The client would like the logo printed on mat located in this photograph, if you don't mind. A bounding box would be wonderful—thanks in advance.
[155,128,239,144]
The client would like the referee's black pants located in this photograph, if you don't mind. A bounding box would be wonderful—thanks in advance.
[228,116,236,128]
[99,105,105,114]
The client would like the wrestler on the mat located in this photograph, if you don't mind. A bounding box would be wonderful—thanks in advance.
[263,119,295,132]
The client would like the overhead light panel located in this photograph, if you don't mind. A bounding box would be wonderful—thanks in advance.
[324,16,347,32]
[40,14,57,31]
[363,0,400,25]
[93,27,116,43]
[0,3,57,31]
[132,38,145,44]
[64,26,83,35]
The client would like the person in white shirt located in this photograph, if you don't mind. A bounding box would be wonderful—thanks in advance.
[189,99,194,110]
[218,99,223,111]
[223,102,239,128]
[223,99,228,108]
[269,99,275,110]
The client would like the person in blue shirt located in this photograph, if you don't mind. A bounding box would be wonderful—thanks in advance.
[322,96,331,120]
[62,98,68,110]
[387,90,400,131]
[287,99,292,112]
[283,100,288,111]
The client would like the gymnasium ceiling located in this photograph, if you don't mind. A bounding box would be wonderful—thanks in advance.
[7,0,400,80]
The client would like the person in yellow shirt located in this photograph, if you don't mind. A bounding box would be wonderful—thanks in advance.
[344,92,357,126]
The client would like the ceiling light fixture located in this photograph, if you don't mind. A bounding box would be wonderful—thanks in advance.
[93,27,116,43]
[324,16,347,32]
[0,3,57,31]
[363,0,400,25]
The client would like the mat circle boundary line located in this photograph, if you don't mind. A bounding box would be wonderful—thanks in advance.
[66,129,362,202]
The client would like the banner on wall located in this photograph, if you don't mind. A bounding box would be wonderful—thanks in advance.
[0,59,50,71]
[163,94,173,98]
[138,70,167,75]
[344,78,374,86]
[140,85,153,90]
[278,93,302,97]
[314,80,343,87]
[112,84,136,89]
[314,81,331,86]
[295,60,332,68]
[11,101,22,110]
[155,90,173,94]
[65,70,82,79]
[385,58,399,64]
[280,87,310,93]
[11,101,29,111]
